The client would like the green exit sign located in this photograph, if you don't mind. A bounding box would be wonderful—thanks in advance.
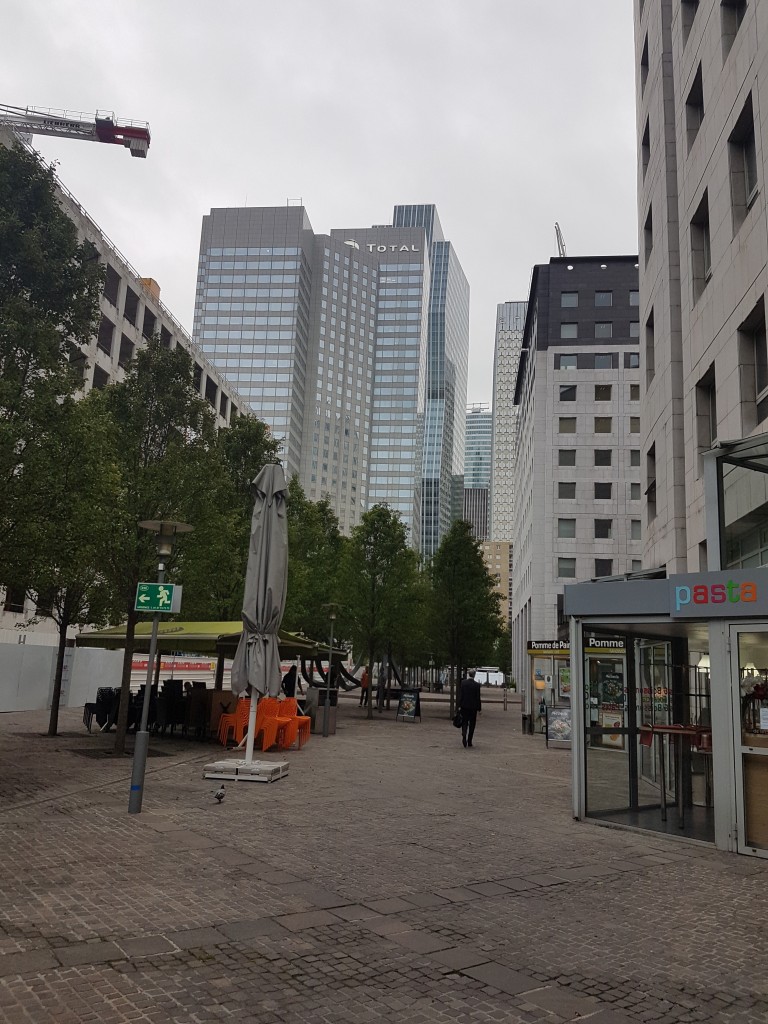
[134,582,182,614]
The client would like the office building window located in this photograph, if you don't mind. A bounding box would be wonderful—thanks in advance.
[686,64,704,151]
[630,384,640,401]
[738,298,768,425]
[96,315,114,356]
[644,205,653,265]
[640,34,649,93]
[646,308,655,384]
[558,557,577,579]
[595,482,612,499]
[626,352,641,369]
[595,353,614,369]
[630,321,640,338]
[594,519,613,539]
[559,481,576,499]
[595,322,613,338]
[594,416,612,433]
[594,449,612,467]
[631,449,641,467]
[103,265,121,307]
[561,292,578,307]
[559,416,577,434]
[595,291,613,307]
[3,584,26,614]
[682,1,699,47]
[559,385,577,402]
[647,443,657,521]
[123,287,139,326]
[729,94,758,233]
[595,559,613,578]
[642,117,650,178]
[557,353,578,369]
[631,482,641,500]
[559,449,577,467]
[630,416,641,433]
[696,364,718,450]
[632,559,643,572]
[558,518,576,539]
[630,289,640,306]
[631,519,642,541]
[561,323,578,339]
[722,0,747,60]
[691,190,712,302]
[595,384,612,401]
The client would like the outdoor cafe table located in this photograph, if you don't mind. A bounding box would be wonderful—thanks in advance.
[639,724,712,829]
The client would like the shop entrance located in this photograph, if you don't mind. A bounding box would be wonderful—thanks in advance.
[730,625,768,858]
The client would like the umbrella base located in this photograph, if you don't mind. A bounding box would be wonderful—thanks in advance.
[203,759,289,783]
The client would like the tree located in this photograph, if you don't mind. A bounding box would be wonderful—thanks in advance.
[283,476,344,642]
[430,520,504,716]
[96,340,218,754]
[17,393,117,735]
[177,416,281,621]
[337,505,413,719]
[494,625,512,679]
[0,143,102,570]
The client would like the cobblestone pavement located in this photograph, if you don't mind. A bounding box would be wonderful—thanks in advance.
[0,697,766,1024]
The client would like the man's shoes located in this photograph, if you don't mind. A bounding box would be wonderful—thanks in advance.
[468,742,472,747]
[462,738,467,747]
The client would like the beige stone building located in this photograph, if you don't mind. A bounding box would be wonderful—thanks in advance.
[481,540,511,626]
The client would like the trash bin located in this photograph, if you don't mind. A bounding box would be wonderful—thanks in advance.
[307,686,337,734]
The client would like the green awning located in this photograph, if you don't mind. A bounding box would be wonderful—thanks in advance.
[75,621,320,658]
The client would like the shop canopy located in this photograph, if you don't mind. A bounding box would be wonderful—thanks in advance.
[75,622,320,659]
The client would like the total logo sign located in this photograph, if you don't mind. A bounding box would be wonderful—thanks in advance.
[669,571,767,618]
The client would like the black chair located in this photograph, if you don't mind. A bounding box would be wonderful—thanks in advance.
[94,687,115,730]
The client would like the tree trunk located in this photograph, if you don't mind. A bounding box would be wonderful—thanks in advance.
[449,663,456,719]
[113,608,138,755]
[367,646,374,720]
[47,607,70,737]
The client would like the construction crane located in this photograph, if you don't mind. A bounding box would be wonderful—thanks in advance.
[0,105,150,157]
[555,222,567,258]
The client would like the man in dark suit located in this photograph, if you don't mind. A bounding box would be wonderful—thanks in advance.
[458,669,482,748]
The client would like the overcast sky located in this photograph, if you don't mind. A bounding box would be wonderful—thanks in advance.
[2,0,638,405]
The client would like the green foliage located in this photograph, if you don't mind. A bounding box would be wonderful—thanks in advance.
[0,143,102,561]
[494,625,512,675]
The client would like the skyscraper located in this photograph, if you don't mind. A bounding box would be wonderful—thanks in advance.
[463,404,492,540]
[490,301,526,541]
[193,204,469,550]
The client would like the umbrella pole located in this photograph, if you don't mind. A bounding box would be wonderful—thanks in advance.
[244,692,259,764]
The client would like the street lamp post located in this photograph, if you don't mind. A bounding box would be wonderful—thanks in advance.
[322,609,336,738]
[128,520,193,814]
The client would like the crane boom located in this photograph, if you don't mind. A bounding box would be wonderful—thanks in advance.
[555,222,567,258]
[0,105,150,157]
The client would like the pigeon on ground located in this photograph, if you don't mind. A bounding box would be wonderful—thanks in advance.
[214,784,225,804]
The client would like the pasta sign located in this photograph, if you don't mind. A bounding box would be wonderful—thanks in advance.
[669,571,767,617]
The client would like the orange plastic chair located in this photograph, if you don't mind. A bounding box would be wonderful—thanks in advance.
[231,699,253,745]
[218,698,250,746]
[278,698,311,750]
[255,697,288,751]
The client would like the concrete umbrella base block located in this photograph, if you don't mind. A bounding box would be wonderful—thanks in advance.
[203,759,289,783]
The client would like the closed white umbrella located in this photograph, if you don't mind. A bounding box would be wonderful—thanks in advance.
[230,464,288,763]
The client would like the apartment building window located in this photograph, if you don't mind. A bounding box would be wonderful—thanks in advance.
[594,416,612,433]
[142,309,156,340]
[559,385,577,402]
[558,449,576,467]
[722,0,747,60]
[219,393,229,419]
[561,292,578,307]
[558,518,576,539]
[557,354,577,369]
[630,416,641,434]
[696,363,718,451]
[686,64,704,151]
[594,519,613,539]
[594,449,612,466]
[92,365,110,390]
[729,95,758,233]
[647,443,657,521]
[118,334,134,368]
[103,265,121,307]
[595,482,612,499]
[159,325,173,349]
[559,481,576,499]
[644,206,653,265]
[595,384,612,401]
[595,291,613,307]
[193,363,203,391]
[561,323,578,339]
[641,118,650,179]
[738,298,768,425]
[626,352,641,368]
[682,1,700,46]
[640,34,649,93]
[646,308,655,384]
[691,191,712,302]
[595,322,613,339]
[631,449,641,467]
[630,384,640,401]
[595,354,613,369]
[595,559,613,578]
[631,519,642,541]
[123,286,139,326]
[96,315,114,356]
[630,290,640,306]
[630,482,641,500]
[559,417,577,434]
[3,584,26,614]
[558,558,577,579]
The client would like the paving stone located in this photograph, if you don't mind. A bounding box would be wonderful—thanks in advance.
[116,935,176,958]
[275,910,341,932]
[467,881,512,897]
[579,1011,635,1024]
[523,984,601,1017]
[55,940,123,967]
[217,918,273,941]
[208,846,258,867]
[0,949,59,977]
[390,930,455,954]
[159,830,220,850]
[433,886,483,902]
[363,896,415,914]
[463,961,539,995]
[328,904,382,922]
[401,891,450,909]
[430,946,493,971]
[362,916,414,937]
[166,926,226,949]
